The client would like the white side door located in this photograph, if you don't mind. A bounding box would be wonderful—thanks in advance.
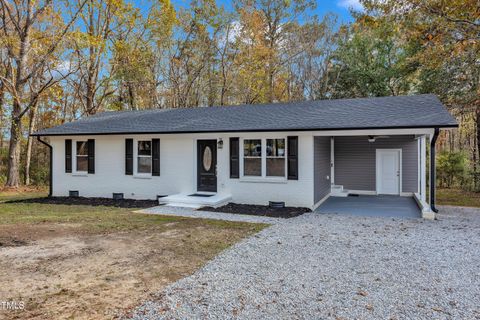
[376,149,401,195]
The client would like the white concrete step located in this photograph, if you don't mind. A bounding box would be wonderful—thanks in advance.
[159,193,232,208]
[331,185,344,192]
[331,190,349,197]
[331,185,349,197]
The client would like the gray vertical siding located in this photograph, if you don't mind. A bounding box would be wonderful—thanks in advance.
[314,137,331,203]
[334,135,418,193]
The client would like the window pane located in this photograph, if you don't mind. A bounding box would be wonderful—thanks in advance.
[203,146,212,171]
[266,158,285,177]
[138,157,151,173]
[138,141,151,156]
[244,158,261,176]
[244,139,261,157]
[76,141,88,156]
[76,156,88,171]
[267,139,285,157]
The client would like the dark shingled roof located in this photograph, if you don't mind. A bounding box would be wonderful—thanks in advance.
[33,94,457,136]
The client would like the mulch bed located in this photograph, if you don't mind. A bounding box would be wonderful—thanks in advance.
[199,203,311,218]
[7,196,158,208]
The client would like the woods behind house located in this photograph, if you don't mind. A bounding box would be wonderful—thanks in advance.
[0,0,478,191]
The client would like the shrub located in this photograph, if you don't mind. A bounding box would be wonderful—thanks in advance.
[437,151,467,188]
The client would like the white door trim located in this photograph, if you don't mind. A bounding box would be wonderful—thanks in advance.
[376,149,402,195]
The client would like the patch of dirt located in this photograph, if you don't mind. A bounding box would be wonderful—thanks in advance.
[200,202,311,218]
[0,221,251,319]
[0,237,28,247]
[7,196,158,208]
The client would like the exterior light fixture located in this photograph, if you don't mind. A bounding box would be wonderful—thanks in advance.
[217,138,224,149]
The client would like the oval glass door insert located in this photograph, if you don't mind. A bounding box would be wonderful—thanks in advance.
[203,146,212,171]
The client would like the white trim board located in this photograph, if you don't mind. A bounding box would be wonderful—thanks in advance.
[312,193,331,210]
[239,137,288,181]
[313,128,435,137]
[413,192,435,219]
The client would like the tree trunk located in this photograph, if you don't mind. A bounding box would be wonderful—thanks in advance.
[475,107,480,190]
[127,82,136,110]
[85,2,97,115]
[0,85,4,150]
[5,0,32,188]
[6,112,22,187]
[24,104,38,185]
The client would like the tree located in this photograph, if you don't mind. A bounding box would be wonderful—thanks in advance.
[283,14,340,100]
[70,0,137,116]
[0,0,85,187]
[233,0,316,103]
[162,0,222,108]
[109,2,158,110]
[331,15,418,98]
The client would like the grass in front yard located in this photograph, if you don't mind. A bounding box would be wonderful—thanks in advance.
[437,188,480,208]
[0,191,267,319]
[0,187,47,202]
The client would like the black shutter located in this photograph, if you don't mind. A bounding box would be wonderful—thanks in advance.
[87,139,95,174]
[287,136,298,180]
[65,139,72,173]
[152,139,160,176]
[230,137,239,178]
[125,139,133,175]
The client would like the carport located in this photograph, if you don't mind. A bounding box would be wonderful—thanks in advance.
[313,132,437,219]
[315,195,421,219]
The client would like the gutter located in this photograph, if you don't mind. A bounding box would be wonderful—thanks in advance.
[36,136,53,197]
[430,128,440,213]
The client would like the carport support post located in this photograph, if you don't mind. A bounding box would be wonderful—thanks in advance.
[420,135,427,203]
[330,137,335,186]
[429,128,440,215]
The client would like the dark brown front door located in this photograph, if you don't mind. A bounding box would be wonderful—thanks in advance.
[197,140,217,192]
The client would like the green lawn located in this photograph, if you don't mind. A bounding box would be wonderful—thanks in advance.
[0,190,266,233]
[0,188,48,202]
[437,188,480,208]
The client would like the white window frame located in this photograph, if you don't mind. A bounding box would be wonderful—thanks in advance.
[134,139,153,177]
[242,138,263,177]
[240,137,288,181]
[265,138,287,177]
[73,139,88,175]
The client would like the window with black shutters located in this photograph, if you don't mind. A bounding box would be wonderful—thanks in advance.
[240,137,289,178]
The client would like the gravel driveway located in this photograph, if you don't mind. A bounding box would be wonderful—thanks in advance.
[128,206,480,320]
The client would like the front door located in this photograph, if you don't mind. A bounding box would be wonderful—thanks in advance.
[197,140,217,192]
[376,149,400,195]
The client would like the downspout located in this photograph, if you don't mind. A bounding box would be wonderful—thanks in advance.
[36,136,53,197]
[430,128,440,213]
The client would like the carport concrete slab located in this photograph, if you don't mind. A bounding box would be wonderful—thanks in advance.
[316,195,421,219]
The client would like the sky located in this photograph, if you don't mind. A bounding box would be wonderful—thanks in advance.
[135,0,363,23]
